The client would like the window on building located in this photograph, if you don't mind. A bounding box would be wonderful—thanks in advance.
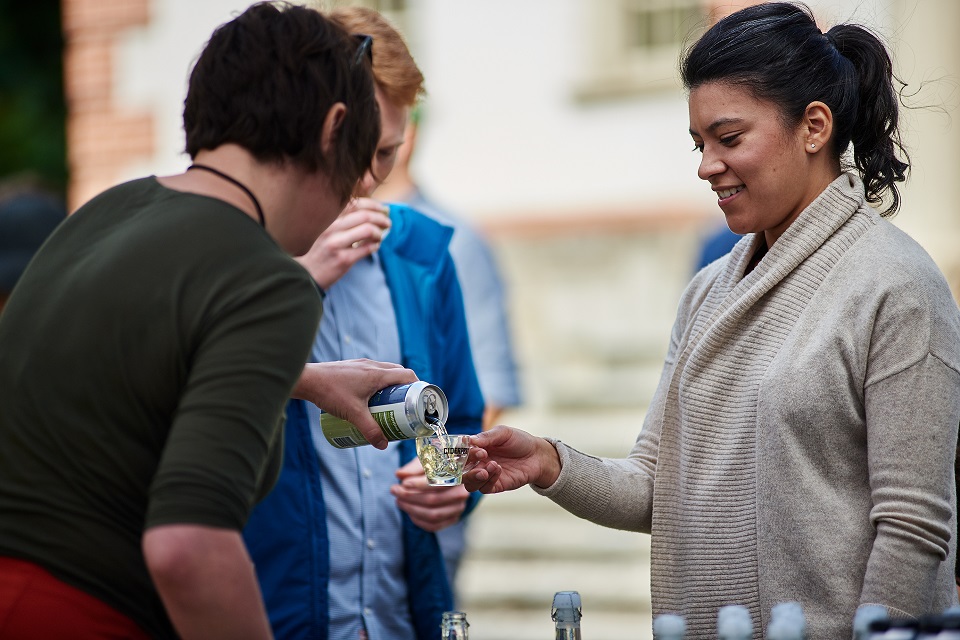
[574,0,708,100]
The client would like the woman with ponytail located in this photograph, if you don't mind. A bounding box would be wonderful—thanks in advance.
[462,2,960,637]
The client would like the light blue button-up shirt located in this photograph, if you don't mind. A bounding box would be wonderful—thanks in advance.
[305,253,415,640]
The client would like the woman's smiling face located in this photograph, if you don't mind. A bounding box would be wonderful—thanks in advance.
[688,81,828,247]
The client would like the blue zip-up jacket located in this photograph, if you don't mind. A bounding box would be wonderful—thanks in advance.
[243,204,485,640]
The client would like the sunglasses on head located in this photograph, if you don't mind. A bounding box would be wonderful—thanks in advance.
[353,34,373,67]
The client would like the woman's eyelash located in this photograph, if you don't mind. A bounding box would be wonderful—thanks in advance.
[690,134,738,152]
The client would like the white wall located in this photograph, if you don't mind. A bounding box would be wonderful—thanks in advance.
[404,0,899,222]
[113,0,711,220]
[112,0,913,227]
[405,0,705,221]
[115,0,254,181]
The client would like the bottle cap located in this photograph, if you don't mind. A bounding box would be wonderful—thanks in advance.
[853,604,887,638]
[654,613,686,639]
[717,604,752,639]
[551,591,582,627]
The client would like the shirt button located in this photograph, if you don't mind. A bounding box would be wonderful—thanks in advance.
[344,334,352,344]
[363,607,373,617]
[366,538,376,550]
[362,468,372,478]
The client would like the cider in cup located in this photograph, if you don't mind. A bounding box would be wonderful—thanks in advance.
[416,433,471,487]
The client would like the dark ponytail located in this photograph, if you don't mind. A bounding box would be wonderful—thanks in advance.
[826,24,910,215]
[681,2,910,215]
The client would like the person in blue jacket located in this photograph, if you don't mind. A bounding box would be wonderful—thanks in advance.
[693,223,741,272]
[374,105,524,602]
[242,7,484,640]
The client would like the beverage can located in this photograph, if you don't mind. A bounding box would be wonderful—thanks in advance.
[319,381,448,448]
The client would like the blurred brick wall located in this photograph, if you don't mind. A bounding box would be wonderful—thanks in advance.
[62,0,153,211]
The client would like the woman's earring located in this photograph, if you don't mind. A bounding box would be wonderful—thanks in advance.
[810,143,816,148]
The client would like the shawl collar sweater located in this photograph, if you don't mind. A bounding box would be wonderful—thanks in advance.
[537,174,960,638]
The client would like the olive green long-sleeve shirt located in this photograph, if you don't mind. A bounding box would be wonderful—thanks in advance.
[0,177,321,639]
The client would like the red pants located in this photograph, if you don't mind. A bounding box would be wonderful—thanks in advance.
[0,556,150,639]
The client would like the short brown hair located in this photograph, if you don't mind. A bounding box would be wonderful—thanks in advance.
[329,6,425,108]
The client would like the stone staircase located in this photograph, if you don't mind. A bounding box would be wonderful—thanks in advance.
[454,407,655,640]
[447,224,702,639]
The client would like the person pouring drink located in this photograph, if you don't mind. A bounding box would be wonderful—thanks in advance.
[0,5,415,639]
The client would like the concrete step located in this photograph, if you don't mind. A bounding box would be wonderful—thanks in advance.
[466,489,648,559]
[456,470,653,640]
[460,556,649,608]
[494,406,652,457]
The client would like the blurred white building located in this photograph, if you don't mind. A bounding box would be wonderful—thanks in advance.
[61,2,960,637]
[66,2,960,412]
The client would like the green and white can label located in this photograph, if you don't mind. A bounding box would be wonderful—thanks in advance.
[320,381,448,448]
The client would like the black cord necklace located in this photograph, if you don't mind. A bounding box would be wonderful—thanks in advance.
[187,163,265,227]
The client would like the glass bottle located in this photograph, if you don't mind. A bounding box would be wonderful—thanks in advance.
[552,591,582,640]
[940,606,960,640]
[653,613,686,639]
[441,610,469,640]
[853,605,887,640]
[766,602,807,640]
[717,604,752,640]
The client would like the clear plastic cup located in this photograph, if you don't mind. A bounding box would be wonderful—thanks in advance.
[416,434,472,486]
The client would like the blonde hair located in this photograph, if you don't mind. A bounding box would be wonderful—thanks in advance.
[329,6,425,108]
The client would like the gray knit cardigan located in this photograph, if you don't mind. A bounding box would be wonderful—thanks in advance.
[536,174,960,638]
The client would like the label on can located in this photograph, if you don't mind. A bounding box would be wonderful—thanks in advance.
[319,381,448,448]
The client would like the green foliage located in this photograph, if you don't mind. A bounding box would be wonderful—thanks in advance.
[0,0,67,196]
